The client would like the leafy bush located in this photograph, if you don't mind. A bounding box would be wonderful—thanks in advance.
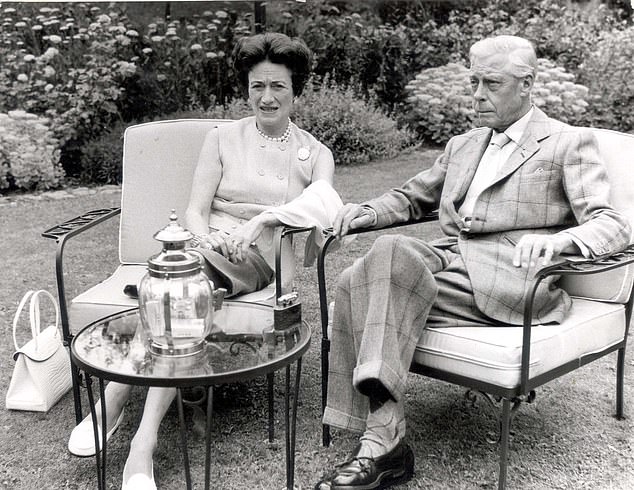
[293,78,416,166]
[404,59,589,144]
[82,79,416,183]
[576,25,634,131]
[0,110,63,191]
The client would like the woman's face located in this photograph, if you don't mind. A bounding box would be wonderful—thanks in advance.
[248,60,294,136]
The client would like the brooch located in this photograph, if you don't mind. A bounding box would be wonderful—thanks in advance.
[298,147,310,161]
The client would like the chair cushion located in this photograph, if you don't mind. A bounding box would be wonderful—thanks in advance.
[558,128,634,303]
[119,119,232,264]
[412,298,626,389]
[73,264,276,307]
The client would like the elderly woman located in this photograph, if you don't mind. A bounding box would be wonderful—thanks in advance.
[67,32,334,490]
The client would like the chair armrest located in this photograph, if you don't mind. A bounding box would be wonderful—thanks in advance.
[273,225,316,301]
[41,207,121,344]
[519,243,634,391]
[317,211,439,337]
[42,207,121,241]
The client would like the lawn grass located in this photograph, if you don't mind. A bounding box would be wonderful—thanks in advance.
[1,148,633,489]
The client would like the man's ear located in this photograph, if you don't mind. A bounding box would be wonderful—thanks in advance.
[520,74,534,96]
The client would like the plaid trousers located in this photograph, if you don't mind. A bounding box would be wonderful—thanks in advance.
[323,234,502,432]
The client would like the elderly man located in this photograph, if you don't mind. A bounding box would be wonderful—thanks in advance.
[315,35,631,490]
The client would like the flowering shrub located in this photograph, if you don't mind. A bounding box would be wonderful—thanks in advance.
[292,78,416,166]
[0,110,63,191]
[0,3,250,180]
[577,25,634,131]
[403,59,589,144]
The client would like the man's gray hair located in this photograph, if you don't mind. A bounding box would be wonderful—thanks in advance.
[470,35,537,78]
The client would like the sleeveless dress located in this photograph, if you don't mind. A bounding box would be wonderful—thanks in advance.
[195,116,332,296]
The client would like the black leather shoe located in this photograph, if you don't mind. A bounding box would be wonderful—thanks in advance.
[315,440,414,489]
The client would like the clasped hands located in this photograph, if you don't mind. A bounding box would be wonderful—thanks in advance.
[193,216,267,263]
[332,203,577,271]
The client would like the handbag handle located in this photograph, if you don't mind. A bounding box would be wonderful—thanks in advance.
[12,290,60,352]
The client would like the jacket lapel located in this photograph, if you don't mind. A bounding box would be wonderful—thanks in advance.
[451,129,492,203]
[491,107,553,185]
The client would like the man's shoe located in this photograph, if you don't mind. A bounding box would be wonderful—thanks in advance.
[315,440,414,489]
[68,407,126,457]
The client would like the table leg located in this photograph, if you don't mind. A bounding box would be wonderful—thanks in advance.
[176,388,193,490]
[204,386,214,490]
[99,379,107,488]
[285,357,303,490]
[85,374,105,490]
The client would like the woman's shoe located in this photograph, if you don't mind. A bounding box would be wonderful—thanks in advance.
[67,407,126,457]
[122,460,156,490]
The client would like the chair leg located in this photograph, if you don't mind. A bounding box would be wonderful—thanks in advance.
[321,337,331,447]
[268,372,275,442]
[616,347,626,420]
[71,362,84,424]
[498,398,512,490]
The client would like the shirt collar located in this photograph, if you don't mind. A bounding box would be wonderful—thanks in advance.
[497,106,534,145]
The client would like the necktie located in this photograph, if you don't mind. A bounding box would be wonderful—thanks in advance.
[490,131,511,150]
[458,131,512,224]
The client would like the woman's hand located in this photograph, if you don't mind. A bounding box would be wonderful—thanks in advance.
[227,214,277,262]
[196,231,233,258]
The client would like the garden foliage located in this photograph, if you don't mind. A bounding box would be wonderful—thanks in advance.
[0,0,631,190]
[403,59,590,144]
[0,110,63,190]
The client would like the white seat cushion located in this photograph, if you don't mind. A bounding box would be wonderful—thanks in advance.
[72,264,276,308]
[412,298,626,389]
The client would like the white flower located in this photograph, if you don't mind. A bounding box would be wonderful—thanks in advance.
[126,29,139,37]
[151,35,164,42]
[15,21,26,28]
[190,43,203,51]
[97,14,111,25]
[44,83,54,92]
[42,47,59,59]
[142,47,153,55]
[23,54,35,62]
[48,34,62,44]
[43,66,56,78]
[17,73,28,83]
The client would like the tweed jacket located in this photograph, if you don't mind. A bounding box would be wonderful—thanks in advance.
[365,108,632,325]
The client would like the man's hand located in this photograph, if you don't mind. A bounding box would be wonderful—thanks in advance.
[332,203,376,239]
[512,233,576,271]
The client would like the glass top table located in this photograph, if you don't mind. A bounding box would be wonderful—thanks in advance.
[70,300,310,490]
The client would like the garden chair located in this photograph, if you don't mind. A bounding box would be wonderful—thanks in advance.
[42,119,309,429]
[316,127,634,490]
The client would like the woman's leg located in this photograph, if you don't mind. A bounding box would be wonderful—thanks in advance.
[123,387,176,481]
[68,382,132,456]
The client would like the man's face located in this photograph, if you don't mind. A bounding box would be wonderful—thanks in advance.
[469,53,532,131]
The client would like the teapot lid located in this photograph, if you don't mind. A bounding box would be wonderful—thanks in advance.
[148,210,199,275]
[153,210,192,244]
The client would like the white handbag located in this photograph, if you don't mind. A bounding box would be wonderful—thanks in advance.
[5,290,72,412]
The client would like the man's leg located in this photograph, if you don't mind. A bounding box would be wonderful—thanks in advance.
[319,235,449,489]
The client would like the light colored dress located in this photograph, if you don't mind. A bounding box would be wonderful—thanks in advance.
[196,115,333,295]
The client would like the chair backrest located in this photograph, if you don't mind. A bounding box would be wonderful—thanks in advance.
[119,119,232,264]
[559,128,634,303]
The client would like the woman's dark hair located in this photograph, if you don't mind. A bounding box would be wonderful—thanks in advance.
[232,32,312,97]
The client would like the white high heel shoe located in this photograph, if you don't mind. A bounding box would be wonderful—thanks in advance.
[68,407,126,457]
[122,460,156,490]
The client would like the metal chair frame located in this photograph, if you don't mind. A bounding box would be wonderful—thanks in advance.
[317,214,634,490]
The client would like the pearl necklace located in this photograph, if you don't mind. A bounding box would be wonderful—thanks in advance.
[256,119,292,145]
